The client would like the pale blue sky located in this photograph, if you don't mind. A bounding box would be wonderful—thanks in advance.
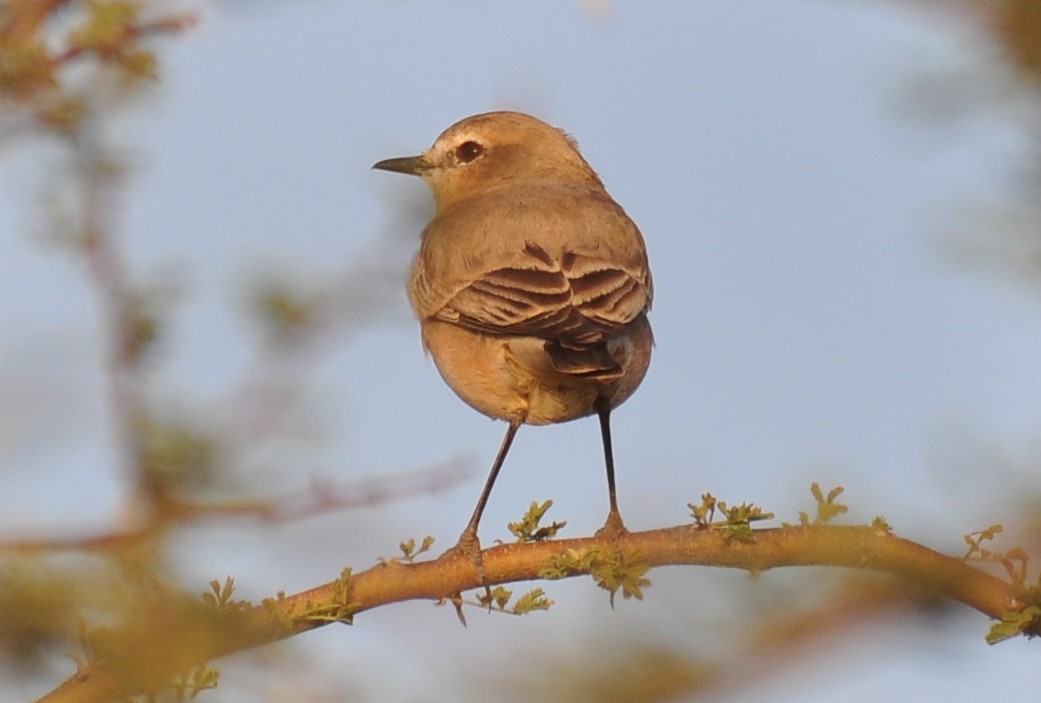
[2,2,1040,701]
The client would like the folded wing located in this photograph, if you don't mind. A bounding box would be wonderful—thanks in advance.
[434,242,651,376]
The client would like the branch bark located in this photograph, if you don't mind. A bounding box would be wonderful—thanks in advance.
[35,522,1032,703]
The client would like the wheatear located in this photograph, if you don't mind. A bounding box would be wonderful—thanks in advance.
[373,111,653,559]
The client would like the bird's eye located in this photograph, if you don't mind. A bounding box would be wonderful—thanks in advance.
[455,140,485,164]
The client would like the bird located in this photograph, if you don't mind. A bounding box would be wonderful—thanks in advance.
[373,111,653,566]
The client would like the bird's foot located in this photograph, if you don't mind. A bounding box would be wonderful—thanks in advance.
[594,510,629,541]
[441,527,487,585]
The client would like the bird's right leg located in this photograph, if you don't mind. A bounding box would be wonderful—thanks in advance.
[594,398,629,540]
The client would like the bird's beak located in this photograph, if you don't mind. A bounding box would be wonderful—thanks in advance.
[371,154,431,176]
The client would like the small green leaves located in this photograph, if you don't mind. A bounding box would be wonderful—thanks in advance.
[963,524,1030,588]
[716,501,775,541]
[593,550,651,605]
[327,567,358,624]
[260,594,296,635]
[1000,550,1031,581]
[398,536,435,563]
[688,493,717,528]
[986,605,1041,644]
[963,524,1005,558]
[541,547,650,606]
[799,483,848,526]
[287,567,360,626]
[541,548,600,579]
[170,664,220,700]
[688,493,773,540]
[477,586,512,611]
[476,586,553,614]
[871,516,892,535]
[512,588,553,614]
[962,524,1039,643]
[202,577,250,612]
[508,500,567,542]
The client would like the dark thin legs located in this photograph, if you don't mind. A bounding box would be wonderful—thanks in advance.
[455,419,521,554]
[451,400,624,574]
[596,398,627,538]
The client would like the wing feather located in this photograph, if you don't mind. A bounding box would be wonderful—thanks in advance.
[434,242,650,348]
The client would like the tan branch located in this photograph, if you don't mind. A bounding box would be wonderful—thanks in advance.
[48,14,197,67]
[35,522,1032,703]
[0,459,471,553]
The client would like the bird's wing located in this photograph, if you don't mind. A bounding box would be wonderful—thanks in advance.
[434,242,650,347]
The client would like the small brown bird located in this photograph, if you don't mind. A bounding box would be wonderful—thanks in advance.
[373,111,652,560]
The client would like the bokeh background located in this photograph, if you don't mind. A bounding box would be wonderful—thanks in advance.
[2,1,1040,700]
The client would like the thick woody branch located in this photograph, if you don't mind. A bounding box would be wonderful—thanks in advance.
[35,522,1031,703]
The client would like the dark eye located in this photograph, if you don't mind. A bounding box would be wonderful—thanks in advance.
[455,140,484,163]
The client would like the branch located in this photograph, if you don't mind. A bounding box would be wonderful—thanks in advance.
[0,0,73,42]
[35,522,1035,703]
[0,458,471,553]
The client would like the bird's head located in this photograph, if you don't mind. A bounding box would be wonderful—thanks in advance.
[372,111,602,210]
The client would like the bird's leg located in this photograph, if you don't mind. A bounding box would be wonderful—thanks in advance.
[594,399,628,539]
[445,419,521,582]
